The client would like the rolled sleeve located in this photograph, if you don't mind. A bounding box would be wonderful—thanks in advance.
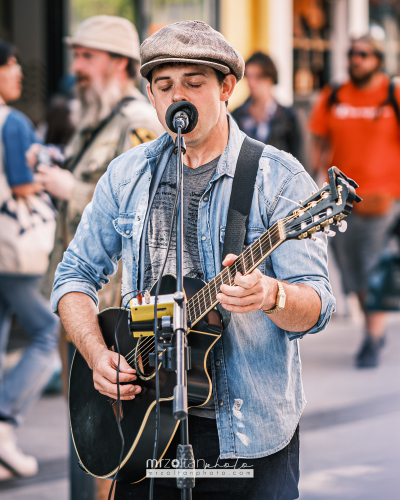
[266,162,336,339]
[51,278,99,314]
[284,277,336,341]
[51,157,122,313]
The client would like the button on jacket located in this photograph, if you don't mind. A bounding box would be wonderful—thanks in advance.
[52,116,335,459]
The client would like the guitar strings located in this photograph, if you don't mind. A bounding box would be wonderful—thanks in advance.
[128,218,293,367]
[187,214,297,319]
[126,209,327,370]
[128,216,299,370]
[128,213,301,369]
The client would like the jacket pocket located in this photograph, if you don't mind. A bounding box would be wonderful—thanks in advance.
[113,217,134,239]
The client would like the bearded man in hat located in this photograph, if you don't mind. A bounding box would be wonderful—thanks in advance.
[29,15,163,309]
[52,21,335,500]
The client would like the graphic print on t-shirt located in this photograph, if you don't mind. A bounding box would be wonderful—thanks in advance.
[143,154,220,291]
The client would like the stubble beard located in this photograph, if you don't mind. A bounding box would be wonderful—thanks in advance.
[349,66,379,88]
[71,77,123,132]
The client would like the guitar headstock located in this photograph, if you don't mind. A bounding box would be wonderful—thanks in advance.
[284,167,362,240]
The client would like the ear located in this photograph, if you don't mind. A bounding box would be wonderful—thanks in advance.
[220,74,236,104]
[147,83,156,108]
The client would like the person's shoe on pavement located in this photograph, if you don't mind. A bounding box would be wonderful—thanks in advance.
[0,421,38,478]
[356,334,383,368]
[0,464,14,481]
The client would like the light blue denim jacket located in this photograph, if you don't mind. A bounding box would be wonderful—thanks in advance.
[52,116,335,459]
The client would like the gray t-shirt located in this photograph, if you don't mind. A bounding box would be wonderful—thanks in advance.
[143,153,220,289]
[143,153,220,419]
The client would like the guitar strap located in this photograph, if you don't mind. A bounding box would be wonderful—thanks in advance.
[221,136,265,263]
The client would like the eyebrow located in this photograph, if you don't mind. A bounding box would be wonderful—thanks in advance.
[154,72,207,84]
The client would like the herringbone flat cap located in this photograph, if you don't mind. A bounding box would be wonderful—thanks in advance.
[140,20,244,81]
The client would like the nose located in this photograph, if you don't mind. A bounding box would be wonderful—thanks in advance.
[72,56,83,73]
[172,82,188,103]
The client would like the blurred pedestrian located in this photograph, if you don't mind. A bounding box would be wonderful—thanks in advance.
[0,41,59,479]
[28,16,163,309]
[26,16,163,498]
[309,34,400,368]
[232,52,302,158]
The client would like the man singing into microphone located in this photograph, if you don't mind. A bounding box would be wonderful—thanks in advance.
[52,21,335,500]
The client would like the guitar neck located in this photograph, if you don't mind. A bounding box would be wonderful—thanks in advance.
[187,220,286,326]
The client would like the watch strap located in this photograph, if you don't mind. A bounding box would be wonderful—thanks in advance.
[263,280,286,315]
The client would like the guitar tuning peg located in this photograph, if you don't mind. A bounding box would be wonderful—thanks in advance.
[324,228,336,237]
[338,220,348,233]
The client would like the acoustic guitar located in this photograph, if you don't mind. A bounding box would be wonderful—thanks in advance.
[69,167,360,483]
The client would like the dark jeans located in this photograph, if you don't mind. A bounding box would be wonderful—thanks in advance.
[115,415,299,500]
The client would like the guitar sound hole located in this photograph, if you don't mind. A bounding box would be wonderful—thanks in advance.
[135,337,156,379]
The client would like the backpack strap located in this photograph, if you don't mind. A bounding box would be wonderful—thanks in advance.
[387,80,400,125]
[68,96,136,173]
[327,83,342,109]
[221,136,265,263]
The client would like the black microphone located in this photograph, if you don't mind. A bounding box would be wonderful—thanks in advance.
[165,101,199,134]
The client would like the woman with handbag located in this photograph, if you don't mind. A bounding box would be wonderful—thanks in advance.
[0,41,59,479]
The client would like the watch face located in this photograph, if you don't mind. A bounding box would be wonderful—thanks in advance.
[277,294,286,308]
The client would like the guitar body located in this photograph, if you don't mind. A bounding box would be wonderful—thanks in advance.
[69,275,222,483]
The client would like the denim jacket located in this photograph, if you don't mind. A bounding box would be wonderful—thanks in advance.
[52,116,335,459]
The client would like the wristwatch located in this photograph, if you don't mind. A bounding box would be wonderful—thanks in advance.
[263,280,286,314]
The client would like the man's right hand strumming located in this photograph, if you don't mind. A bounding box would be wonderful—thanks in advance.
[92,349,141,401]
[58,292,142,401]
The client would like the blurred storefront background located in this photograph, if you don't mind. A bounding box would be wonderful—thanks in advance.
[2,0,400,125]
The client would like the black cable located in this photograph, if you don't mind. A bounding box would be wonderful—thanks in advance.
[106,147,181,500]
[107,289,139,500]
[149,162,182,500]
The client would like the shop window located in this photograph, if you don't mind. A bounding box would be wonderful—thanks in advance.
[70,0,138,34]
[149,0,218,35]
[293,0,332,96]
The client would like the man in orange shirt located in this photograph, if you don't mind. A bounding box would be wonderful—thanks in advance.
[309,34,400,368]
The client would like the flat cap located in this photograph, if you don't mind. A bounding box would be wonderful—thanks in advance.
[65,15,140,61]
[140,20,244,82]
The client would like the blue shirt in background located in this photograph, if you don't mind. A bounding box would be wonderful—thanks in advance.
[2,109,41,187]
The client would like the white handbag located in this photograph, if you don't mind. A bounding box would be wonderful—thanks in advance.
[0,106,56,275]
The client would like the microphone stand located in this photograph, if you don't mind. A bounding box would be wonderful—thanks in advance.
[173,119,195,500]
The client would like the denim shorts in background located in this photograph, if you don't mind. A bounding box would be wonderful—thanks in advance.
[115,415,300,500]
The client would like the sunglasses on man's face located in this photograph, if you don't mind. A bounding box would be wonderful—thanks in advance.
[347,49,376,59]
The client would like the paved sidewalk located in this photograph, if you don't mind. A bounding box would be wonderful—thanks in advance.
[299,313,400,500]
[0,395,68,499]
[0,313,399,499]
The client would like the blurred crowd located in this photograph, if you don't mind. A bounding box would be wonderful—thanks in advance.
[1,13,399,495]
